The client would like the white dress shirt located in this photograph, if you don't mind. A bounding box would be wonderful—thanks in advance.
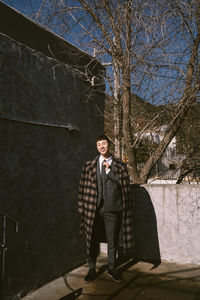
[99,155,112,174]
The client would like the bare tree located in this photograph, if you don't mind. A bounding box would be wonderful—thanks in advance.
[176,101,200,183]
[32,0,200,183]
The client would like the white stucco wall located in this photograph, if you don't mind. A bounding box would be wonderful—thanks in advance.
[143,184,200,264]
[101,184,200,265]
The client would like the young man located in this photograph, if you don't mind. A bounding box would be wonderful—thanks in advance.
[78,135,134,283]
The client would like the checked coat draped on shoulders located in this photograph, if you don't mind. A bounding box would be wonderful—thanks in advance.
[78,155,134,256]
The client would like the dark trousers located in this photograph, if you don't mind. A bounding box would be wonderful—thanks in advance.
[88,208,122,270]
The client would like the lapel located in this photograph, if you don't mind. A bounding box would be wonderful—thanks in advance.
[89,155,99,183]
[112,156,122,181]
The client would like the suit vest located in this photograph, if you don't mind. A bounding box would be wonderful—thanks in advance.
[97,159,122,212]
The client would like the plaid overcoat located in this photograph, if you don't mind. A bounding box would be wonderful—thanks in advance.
[78,155,134,256]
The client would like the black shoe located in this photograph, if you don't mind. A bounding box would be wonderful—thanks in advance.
[84,269,96,283]
[107,269,122,283]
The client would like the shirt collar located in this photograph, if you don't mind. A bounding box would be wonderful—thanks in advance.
[99,155,112,165]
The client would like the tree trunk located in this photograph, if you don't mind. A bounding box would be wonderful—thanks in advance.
[113,57,122,158]
[113,101,122,158]
[122,74,141,183]
[121,2,142,183]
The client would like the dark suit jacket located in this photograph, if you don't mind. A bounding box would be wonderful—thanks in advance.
[97,159,122,211]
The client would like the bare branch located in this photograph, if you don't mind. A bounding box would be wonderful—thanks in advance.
[36,0,47,19]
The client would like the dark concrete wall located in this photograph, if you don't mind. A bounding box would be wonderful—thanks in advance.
[0,33,104,297]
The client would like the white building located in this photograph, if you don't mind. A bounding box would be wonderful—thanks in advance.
[138,125,185,183]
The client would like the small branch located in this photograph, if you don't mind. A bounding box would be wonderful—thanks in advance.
[132,107,169,148]
[36,0,46,19]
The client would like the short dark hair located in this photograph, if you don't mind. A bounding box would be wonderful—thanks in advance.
[96,134,110,144]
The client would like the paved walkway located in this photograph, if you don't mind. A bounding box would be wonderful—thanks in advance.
[22,256,200,300]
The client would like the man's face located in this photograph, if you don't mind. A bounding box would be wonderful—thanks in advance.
[96,139,110,157]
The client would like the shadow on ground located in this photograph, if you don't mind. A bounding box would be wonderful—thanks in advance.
[62,256,200,300]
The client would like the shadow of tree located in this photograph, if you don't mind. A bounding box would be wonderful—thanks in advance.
[106,267,200,300]
[63,261,200,300]
[58,288,82,300]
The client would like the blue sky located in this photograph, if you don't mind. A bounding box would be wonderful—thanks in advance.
[1,0,83,48]
[1,0,197,105]
[1,0,42,15]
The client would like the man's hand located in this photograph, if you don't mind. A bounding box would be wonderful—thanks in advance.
[102,161,110,172]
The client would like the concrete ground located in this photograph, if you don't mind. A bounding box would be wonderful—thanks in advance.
[22,256,200,300]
